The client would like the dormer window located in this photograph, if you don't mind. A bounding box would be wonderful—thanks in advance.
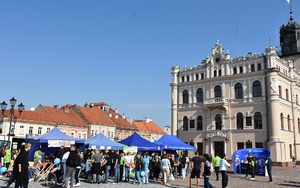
[102,106,109,112]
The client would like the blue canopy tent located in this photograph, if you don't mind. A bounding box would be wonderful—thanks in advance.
[119,132,161,151]
[26,127,84,160]
[85,132,125,150]
[232,148,271,176]
[154,134,196,151]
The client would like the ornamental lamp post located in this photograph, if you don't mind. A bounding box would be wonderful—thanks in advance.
[1,97,25,144]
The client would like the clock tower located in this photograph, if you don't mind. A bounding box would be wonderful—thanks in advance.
[280,16,300,57]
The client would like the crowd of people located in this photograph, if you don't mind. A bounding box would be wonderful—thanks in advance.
[0,143,276,188]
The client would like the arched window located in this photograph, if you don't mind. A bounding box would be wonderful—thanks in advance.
[218,70,222,77]
[287,115,291,131]
[236,113,244,129]
[214,70,217,77]
[196,88,203,103]
[239,66,243,74]
[257,63,262,71]
[215,114,222,130]
[182,90,189,104]
[186,76,190,82]
[214,85,222,98]
[281,113,284,130]
[254,112,262,129]
[183,116,188,131]
[253,80,262,97]
[251,64,255,72]
[234,83,243,99]
[233,67,237,74]
[197,116,203,131]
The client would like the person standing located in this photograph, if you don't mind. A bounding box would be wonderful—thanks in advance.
[119,152,125,182]
[133,152,143,185]
[220,153,230,188]
[213,154,221,181]
[203,154,214,188]
[161,154,171,186]
[91,149,102,184]
[180,152,188,179]
[113,150,121,184]
[189,151,202,188]
[249,156,256,180]
[143,152,150,184]
[265,156,273,183]
[4,145,11,170]
[124,152,131,182]
[65,145,80,188]
[292,156,297,168]
[15,143,31,188]
[103,150,111,184]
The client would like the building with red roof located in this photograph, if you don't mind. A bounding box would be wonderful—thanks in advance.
[133,118,165,142]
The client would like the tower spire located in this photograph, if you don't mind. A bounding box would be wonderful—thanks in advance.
[289,0,294,21]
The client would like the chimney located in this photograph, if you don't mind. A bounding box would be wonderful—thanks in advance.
[145,118,152,123]
[115,108,118,114]
[63,105,70,113]
[122,114,126,119]
[126,118,134,124]
[54,105,59,112]
[115,114,119,119]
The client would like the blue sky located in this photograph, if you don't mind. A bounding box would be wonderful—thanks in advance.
[0,0,298,128]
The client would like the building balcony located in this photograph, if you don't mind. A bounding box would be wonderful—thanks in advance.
[204,97,228,111]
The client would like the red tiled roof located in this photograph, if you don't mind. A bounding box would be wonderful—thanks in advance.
[74,106,116,126]
[36,105,87,127]
[0,110,56,125]
[108,108,137,130]
[133,120,165,135]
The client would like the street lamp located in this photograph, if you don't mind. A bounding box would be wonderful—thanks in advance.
[1,97,25,143]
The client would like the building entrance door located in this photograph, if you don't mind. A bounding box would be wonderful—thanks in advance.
[214,141,224,156]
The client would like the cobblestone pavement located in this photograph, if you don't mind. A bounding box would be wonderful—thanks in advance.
[0,167,299,188]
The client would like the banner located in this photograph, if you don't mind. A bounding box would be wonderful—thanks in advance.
[48,140,75,148]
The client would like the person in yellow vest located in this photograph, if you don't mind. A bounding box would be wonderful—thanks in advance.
[4,145,11,169]
[250,156,256,180]
[213,154,221,181]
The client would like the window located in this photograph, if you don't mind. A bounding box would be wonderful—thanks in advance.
[287,115,291,131]
[197,143,203,155]
[91,130,95,136]
[237,142,244,150]
[29,126,33,135]
[182,90,189,104]
[234,83,243,99]
[251,64,255,72]
[181,76,185,82]
[190,120,195,129]
[281,113,284,129]
[290,144,293,159]
[187,76,190,82]
[214,85,222,98]
[257,63,262,71]
[286,89,289,100]
[239,66,243,74]
[233,67,237,75]
[254,112,262,129]
[253,80,262,97]
[218,70,222,77]
[215,114,222,130]
[38,127,42,135]
[196,88,203,103]
[298,118,300,133]
[236,113,244,129]
[71,131,75,137]
[47,128,50,133]
[19,125,24,135]
[214,70,217,77]
[83,133,87,139]
[196,74,199,80]
[78,132,82,139]
[183,116,188,131]
[296,94,298,105]
[246,141,253,148]
[246,117,252,126]
[255,142,263,148]
[197,116,203,131]
[279,86,282,98]
[201,73,204,80]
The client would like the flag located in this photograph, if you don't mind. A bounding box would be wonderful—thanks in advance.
[286,0,291,4]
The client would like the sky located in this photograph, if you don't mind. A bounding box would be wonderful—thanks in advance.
[0,0,299,128]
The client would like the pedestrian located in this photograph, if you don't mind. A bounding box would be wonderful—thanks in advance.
[91,149,102,184]
[213,153,221,181]
[133,152,143,185]
[103,150,111,184]
[265,156,273,183]
[112,150,121,184]
[249,156,256,180]
[220,153,230,188]
[180,152,188,179]
[244,155,250,178]
[65,145,80,188]
[74,148,83,187]
[153,154,161,181]
[62,148,70,181]
[120,152,125,182]
[203,153,214,188]
[161,154,172,186]
[189,151,202,188]
[292,156,297,168]
[4,145,11,173]
[124,152,131,182]
[15,143,31,188]
[143,152,150,184]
